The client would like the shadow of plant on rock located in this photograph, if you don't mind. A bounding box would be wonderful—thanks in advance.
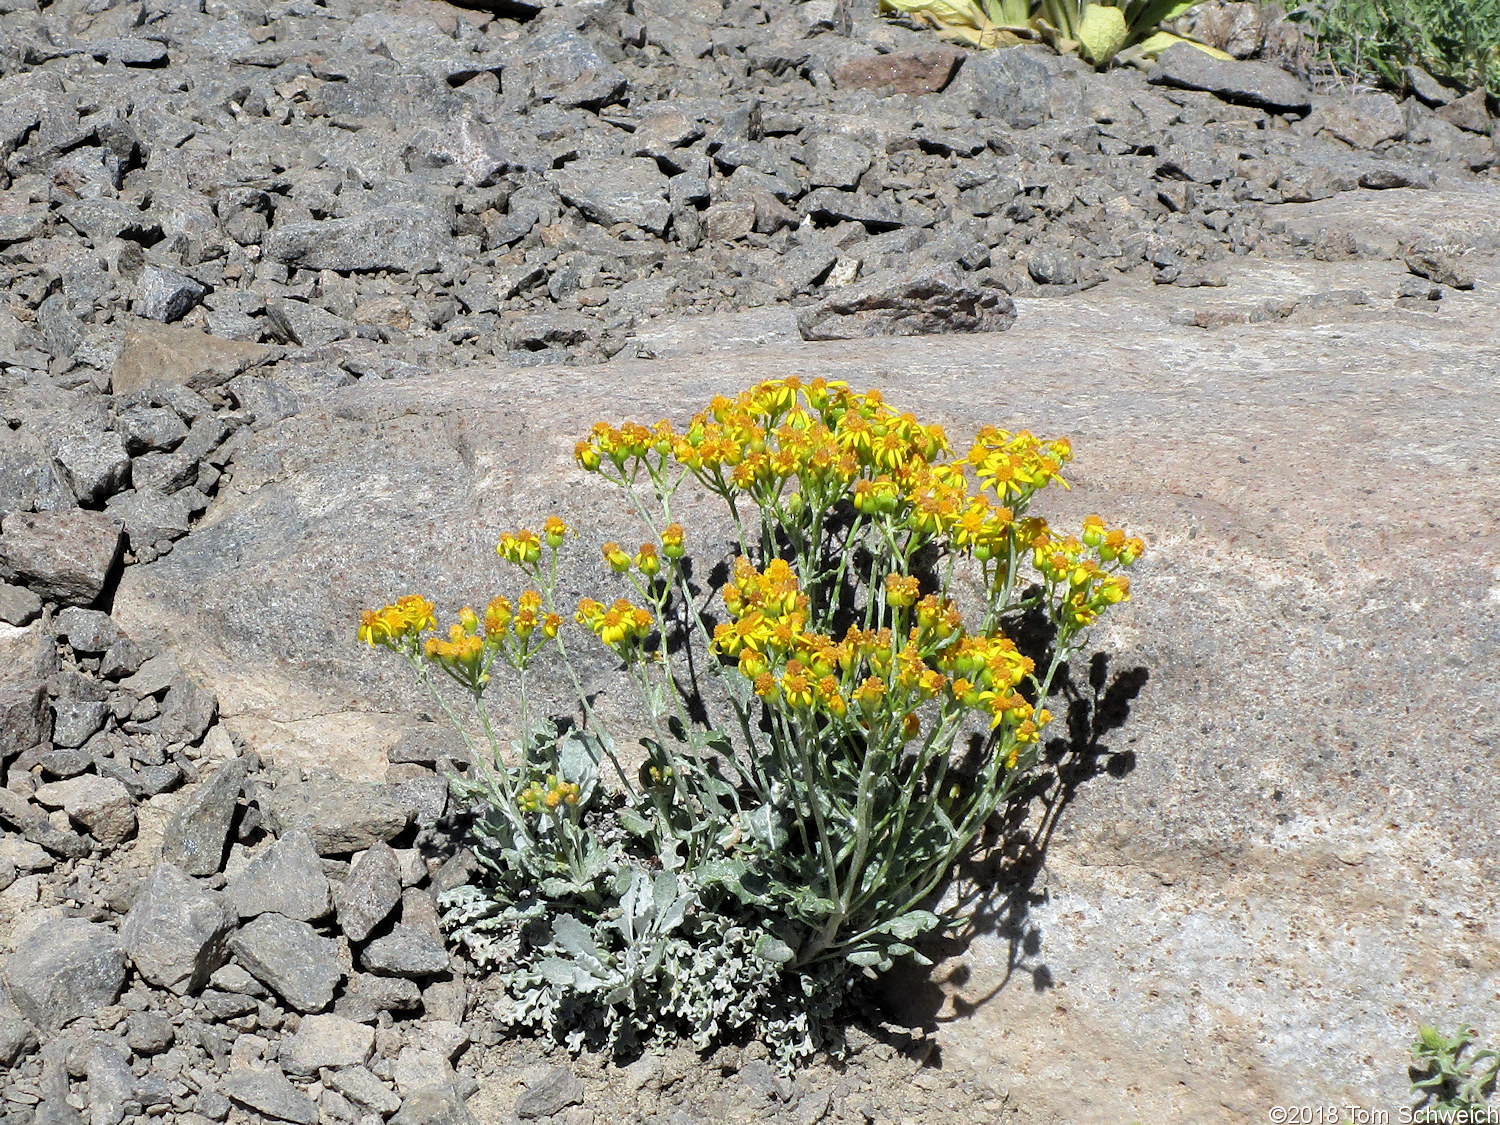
[868,618,1149,1034]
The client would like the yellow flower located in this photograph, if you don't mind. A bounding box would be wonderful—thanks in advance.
[635,543,661,577]
[498,529,541,565]
[543,516,570,548]
[602,541,631,573]
[661,523,686,559]
[885,573,919,608]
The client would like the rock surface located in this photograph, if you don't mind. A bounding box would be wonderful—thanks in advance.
[3,919,126,1030]
[110,183,1500,1119]
[121,862,235,994]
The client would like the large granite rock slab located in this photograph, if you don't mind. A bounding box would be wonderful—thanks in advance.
[112,187,1500,1121]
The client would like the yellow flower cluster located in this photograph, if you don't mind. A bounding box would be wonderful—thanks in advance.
[573,379,1099,573]
[358,595,435,649]
[1031,519,1140,628]
[575,597,655,655]
[517,774,580,814]
[712,556,1047,742]
[498,518,571,569]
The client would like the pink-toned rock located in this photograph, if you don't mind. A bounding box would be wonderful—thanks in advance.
[833,46,965,95]
[0,508,123,607]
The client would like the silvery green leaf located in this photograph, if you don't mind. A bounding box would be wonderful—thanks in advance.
[551,914,606,968]
[846,950,883,967]
[753,935,795,964]
[881,910,942,941]
[618,807,653,836]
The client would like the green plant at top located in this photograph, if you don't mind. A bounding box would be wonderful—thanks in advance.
[877,0,1227,66]
[359,378,1143,1066]
[1411,1025,1500,1112]
[1291,0,1500,99]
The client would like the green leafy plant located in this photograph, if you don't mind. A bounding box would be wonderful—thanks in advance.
[360,378,1143,1066]
[877,0,1227,65]
[1412,1025,1500,1112]
[1292,0,1500,98]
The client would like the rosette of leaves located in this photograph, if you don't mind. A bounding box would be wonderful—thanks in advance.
[879,0,1228,65]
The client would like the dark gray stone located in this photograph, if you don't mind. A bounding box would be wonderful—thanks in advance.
[125,1011,174,1054]
[223,1067,319,1125]
[798,187,904,229]
[0,1013,38,1067]
[2,919,126,1030]
[951,46,1084,128]
[133,267,206,323]
[85,1042,135,1125]
[0,509,123,607]
[117,407,189,455]
[160,758,247,876]
[1028,248,1079,286]
[105,488,198,553]
[329,1067,402,1116]
[553,158,671,235]
[1148,42,1311,114]
[394,1085,479,1125]
[515,1067,584,1120]
[157,676,217,744]
[54,431,131,507]
[52,607,120,654]
[265,299,351,348]
[359,924,449,977]
[263,777,412,855]
[121,862,234,994]
[229,913,342,1012]
[50,696,109,748]
[1406,247,1476,290]
[263,205,457,274]
[0,680,50,758]
[228,829,332,921]
[797,266,1016,341]
[334,840,402,942]
[520,27,628,110]
[0,582,42,626]
[0,427,76,523]
[1436,88,1492,134]
[805,132,873,190]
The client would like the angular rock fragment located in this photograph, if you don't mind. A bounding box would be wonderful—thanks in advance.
[797,266,1016,341]
[229,913,342,1012]
[335,840,402,942]
[0,582,42,626]
[228,829,332,921]
[263,777,412,855]
[0,509,123,607]
[52,607,120,654]
[359,924,450,977]
[2,919,126,1030]
[515,1067,584,1120]
[156,675,217,744]
[160,759,246,876]
[54,431,131,507]
[31,774,135,846]
[554,158,672,235]
[0,680,50,758]
[1148,41,1311,113]
[111,321,273,397]
[280,1014,375,1076]
[263,205,457,273]
[120,862,234,994]
[132,267,206,323]
[223,1067,319,1125]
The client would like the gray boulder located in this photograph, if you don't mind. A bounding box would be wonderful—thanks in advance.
[553,158,671,236]
[518,27,628,110]
[227,829,332,921]
[222,1067,318,1125]
[2,919,126,1030]
[797,266,1016,341]
[0,509,123,607]
[394,1085,480,1125]
[1148,41,1311,113]
[950,45,1084,128]
[334,840,402,942]
[263,204,456,274]
[31,775,135,847]
[120,862,234,994]
[160,758,246,876]
[0,680,51,760]
[515,1068,584,1120]
[54,431,131,507]
[132,267,206,324]
[156,676,217,744]
[359,924,449,978]
[228,913,342,1012]
[52,607,120,654]
[279,1013,375,1076]
[0,582,42,626]
[262,777,412,855]
[85,1042,136,1125]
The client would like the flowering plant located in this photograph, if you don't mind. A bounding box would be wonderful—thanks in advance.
[360,378,1142,1063]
